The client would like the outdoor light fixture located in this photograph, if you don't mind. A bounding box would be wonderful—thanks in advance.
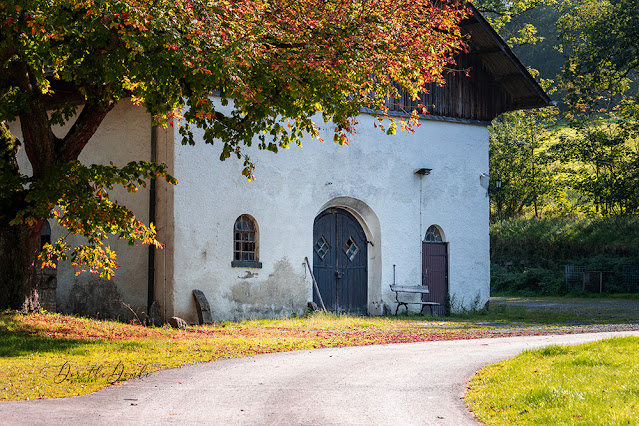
[414,168,432,176]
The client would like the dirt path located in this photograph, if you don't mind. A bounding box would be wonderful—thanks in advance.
[491,296,639,324]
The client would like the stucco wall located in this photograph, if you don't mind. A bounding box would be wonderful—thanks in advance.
[169,105,490,322]
[7,99,489,322]
[11,100,152,319]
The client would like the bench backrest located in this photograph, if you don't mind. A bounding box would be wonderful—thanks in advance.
[390,284,429,294]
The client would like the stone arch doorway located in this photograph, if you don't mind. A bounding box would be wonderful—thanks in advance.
[313,208,368,314]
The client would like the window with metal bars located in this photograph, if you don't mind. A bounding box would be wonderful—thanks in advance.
[231,215,262,268]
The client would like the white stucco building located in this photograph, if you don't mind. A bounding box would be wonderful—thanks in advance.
[14,7,550,322]
[161,110,493,321]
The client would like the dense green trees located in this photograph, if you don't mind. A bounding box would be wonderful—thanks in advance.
[551,111,639,216]
[559,0,639,101]
[489,108,558,219]
[486,0,639,219]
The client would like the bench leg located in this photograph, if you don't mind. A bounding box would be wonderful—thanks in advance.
[395,303,408,315]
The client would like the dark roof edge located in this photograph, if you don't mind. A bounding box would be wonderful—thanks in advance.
[466,2,552,109]
[360,107,491,126]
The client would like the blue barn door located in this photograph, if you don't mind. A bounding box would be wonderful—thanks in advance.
[313,208,368,314]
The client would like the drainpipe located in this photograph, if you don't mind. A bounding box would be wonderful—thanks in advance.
[148,121,158,312]
[414,168,431,285]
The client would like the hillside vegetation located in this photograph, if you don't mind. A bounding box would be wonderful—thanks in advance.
[490,217,639,295]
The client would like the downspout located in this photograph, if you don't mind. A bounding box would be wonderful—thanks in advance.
[148,121,157,312]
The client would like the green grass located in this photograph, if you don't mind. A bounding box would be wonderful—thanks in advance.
[447,303,579,324]
[0,310,500,400]
[466,337,639,425]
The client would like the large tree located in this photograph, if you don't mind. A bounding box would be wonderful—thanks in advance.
[0,0,468,311]
[489,106,559,219]
[558,0,639,104]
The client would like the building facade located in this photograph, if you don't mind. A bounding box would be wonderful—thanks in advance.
[11,6,550,322]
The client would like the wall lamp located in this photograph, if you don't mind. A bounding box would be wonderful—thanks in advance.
[414,168,432,176]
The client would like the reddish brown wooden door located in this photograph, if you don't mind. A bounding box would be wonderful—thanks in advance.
[422,242,448,316]
[313,208,368,314]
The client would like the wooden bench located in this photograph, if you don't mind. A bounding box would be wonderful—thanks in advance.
[390,284,441,315]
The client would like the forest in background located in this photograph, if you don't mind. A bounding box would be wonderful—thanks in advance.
[474,0,639,295]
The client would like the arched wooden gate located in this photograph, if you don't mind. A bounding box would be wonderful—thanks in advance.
[313,208,368,314]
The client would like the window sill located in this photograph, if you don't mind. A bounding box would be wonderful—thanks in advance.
[231,260,263,269]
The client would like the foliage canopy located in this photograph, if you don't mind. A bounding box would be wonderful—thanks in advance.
[0,0,468,309]
[559,0,639,101]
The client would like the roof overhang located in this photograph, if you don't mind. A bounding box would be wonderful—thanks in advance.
[462,4,552,111]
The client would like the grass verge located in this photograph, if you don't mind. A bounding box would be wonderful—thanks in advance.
[1,310,496,401]
[466,337,639,425]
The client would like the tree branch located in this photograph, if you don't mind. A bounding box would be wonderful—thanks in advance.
[58,100,116,162]
[12,61,58,179]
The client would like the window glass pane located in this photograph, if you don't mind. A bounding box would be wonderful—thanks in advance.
[234,215,259,264]
[425,225,442,242]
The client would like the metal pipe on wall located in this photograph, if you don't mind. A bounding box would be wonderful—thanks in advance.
[148,121,158,312]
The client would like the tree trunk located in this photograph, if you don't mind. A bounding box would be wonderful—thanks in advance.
[0,220,43,312]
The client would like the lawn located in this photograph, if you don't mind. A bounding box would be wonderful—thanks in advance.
[466,336,639,425]
[1,310,500,400]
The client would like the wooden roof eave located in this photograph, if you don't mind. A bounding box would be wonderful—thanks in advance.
[464,3,552,111]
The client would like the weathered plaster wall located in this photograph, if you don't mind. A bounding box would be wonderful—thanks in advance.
[170,103,490,321]
[11,100,152,319]
[8,98,489,322]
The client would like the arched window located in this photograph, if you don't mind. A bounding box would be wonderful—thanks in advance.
[424,225,443,242]
[232,215,262,268]
[40,220,51,251]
